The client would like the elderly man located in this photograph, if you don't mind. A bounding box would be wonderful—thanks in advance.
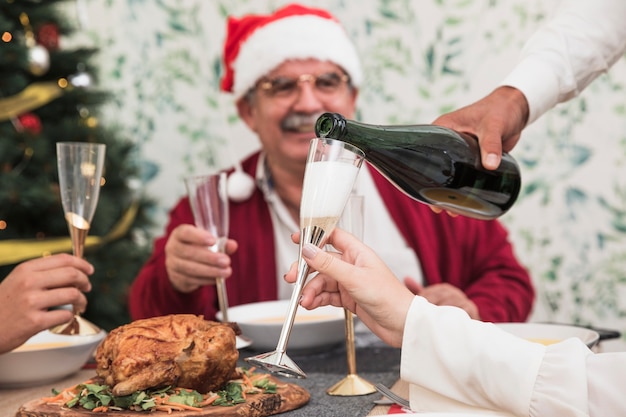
[129,3,534,324]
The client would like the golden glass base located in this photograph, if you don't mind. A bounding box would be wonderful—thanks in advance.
[326,373,376,396]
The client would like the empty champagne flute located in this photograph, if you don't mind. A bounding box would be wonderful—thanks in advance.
[327,194,376,395]
[185,172,252,349]
[245,138,364,378]
[50,142,106,336]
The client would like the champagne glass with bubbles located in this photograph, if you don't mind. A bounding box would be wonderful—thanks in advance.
[51,141,105,336]
[245,138,364,378]
[185,172,252,349]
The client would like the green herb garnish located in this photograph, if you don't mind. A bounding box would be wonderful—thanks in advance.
[213,382,246,406]
[50,368,278,412]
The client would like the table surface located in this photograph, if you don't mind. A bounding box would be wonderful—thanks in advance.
[6,337,619,416]
[0,342,403,417]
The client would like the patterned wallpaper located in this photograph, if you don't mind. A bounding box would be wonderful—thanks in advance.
[65,0,626,347]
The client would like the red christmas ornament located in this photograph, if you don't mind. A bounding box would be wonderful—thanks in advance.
[17,113,42,135]
[36,23,60,50]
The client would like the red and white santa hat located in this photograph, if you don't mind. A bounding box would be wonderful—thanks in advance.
[220,3,363,99]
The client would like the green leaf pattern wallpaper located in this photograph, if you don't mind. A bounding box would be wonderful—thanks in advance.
[65,0,626,347]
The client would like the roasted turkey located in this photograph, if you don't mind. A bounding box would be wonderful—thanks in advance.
[95,314,240,396]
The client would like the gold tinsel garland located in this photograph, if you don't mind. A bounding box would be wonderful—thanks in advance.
[0,202,139,266]
[0,81,63,122]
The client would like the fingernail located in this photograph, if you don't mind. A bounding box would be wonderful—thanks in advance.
[485,153,499,169]
[302,243,320,258]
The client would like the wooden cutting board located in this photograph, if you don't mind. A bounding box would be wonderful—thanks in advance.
[14,375,310,417]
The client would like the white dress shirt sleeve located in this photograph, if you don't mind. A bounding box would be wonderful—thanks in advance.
[399,296,626,416]
[500,0,626,124]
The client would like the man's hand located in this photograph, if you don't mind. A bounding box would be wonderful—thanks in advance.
[404,277,480,320]
[433,86,530,170]
[165,224,237,293]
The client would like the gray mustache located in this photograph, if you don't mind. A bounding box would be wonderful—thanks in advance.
[281,113,323,131]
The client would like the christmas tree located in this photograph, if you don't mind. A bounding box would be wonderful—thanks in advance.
[0,0,155,330]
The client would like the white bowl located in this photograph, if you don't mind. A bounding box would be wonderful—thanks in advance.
[0,329,106,388]
[496,323,599,348]
[218,300,345,352]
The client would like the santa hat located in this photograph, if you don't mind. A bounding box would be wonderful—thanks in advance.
[221,3,363,99]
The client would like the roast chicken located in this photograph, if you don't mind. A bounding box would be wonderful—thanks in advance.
[95,314,240,396]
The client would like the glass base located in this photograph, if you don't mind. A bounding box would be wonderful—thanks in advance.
[244,351,306,378]
[49,314,101,336]
[326,373,376,396]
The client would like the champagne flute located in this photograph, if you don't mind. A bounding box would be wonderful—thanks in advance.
[327,195,376,395]
[245,138,364,378]
[185,172,252,349]
[50,142,106,336]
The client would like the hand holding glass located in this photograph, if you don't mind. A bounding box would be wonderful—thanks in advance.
[245,138,364,378]
[51,142,105,336]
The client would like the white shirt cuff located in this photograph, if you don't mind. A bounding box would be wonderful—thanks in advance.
[500,57,562,125]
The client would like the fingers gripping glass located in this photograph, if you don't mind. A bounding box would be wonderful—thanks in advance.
[257,72,350,98]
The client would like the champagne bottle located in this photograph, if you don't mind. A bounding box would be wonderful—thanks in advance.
[314,112,521,220]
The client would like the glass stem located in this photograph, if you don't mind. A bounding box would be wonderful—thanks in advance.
[210,242,230,322]
[215,277,229,322]
[275,258,309,354]
[344,309,357,375]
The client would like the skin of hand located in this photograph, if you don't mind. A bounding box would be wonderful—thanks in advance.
[432,86,530,170]
[285,229,415,347]
[428,206,459,216]
[0,253,94,354]
[403,277,480,320]
[165,224,238,293]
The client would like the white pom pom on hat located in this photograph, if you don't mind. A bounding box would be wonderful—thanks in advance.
[227,165,256,202]
[220,3,363,99]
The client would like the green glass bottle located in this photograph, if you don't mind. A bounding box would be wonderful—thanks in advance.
[314,112,521,220]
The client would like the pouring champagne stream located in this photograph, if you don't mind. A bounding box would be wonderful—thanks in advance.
[245,138,364,378]
[50,142,105,336]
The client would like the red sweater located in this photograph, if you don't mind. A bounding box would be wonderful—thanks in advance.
[129,152,534,323]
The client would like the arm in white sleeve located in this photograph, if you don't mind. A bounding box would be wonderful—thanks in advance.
[501,0,626,124]
[400,296,614,416]
[586,352,626,416]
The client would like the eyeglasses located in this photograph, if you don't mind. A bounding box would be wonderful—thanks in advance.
[256,72,350,98]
